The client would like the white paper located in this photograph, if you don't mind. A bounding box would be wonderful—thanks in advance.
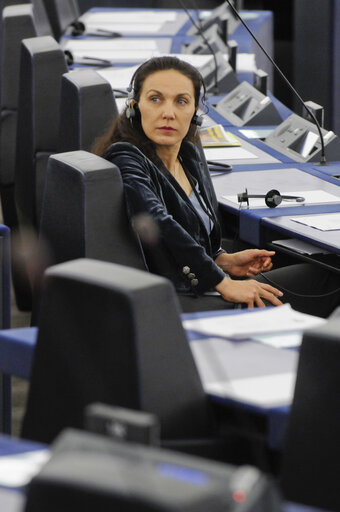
[290,212,340,231]
[0,450,50,487]
[252,332,303,348]
[204,146,257,161]
[85,23,164,34]
[68,49,162,62]
[223,189,340,208]
[173,54,214,69]
[63,39,160,51]
[206,373,296,407]
[183,303,325,340]
[237,53,257,72]
[97,65,138,90]
[80,11,177,24]
[239,128,273,139]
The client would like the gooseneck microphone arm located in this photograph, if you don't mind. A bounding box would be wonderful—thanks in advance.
[224,0,327,165]
[178,0,220,95]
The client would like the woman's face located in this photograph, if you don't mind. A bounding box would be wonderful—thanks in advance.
[136,69,196,151]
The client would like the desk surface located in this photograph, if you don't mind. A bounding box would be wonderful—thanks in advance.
[263,215,340,255]
[211,165,340,249]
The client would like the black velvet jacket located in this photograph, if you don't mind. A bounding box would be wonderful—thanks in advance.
[104,141,226,295]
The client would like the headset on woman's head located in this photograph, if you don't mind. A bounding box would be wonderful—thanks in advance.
[125,58,207,126]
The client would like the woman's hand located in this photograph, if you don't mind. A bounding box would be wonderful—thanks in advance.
[215,249,274,277]
[215,276,283,308]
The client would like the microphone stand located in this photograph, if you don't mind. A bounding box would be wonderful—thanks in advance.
[224,0,327,165]
[178,0,220,96]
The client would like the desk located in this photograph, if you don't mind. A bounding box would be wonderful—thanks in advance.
[184,308,299,452]
[263,215,340,258]
[0,307,296,452]
[0,433,330,512]
[79,8,193,37]
[209,165,340,248]
[62,8,273,87]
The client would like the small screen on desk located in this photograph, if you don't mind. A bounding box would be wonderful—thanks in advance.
[156,463,209,486]
[289,131,319,158]
[234,97,259,121]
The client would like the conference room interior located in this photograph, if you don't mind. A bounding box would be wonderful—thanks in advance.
[1,0,340,511]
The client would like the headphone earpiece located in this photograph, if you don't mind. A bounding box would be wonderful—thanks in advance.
[125,77,137,121]
[265,189,282,208]
[237,188,305,208]
[126,101,136,120]
[191,113,203,126]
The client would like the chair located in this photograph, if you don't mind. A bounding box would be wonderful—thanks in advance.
[22,258,218,449]
[31,0,53,36]
[14,35,68,231]
[0,223,14,433]
[58,69,118,153]
[280,317,340,511]
[0,5,38,309]
[41,0,80,39]
[29,149,146,323]
[39,150,146,270]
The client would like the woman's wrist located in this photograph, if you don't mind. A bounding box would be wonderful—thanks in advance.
[215,276,231,294]
[215,252,234,270]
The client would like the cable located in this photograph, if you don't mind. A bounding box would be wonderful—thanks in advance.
[177,0,220,95]
[223,0,327,165]
[259,272,340,298]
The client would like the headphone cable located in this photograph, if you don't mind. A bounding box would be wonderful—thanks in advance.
[259,272,340,298]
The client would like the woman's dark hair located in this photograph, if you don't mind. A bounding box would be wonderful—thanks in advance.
[92,56,206,162]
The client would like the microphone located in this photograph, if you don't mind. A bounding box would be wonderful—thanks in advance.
[68,20,121,38]
[178,0,219,95]
[207,160,232,172]
[64,50,112,68]
[223,0,327,166]
[237,188,305,208]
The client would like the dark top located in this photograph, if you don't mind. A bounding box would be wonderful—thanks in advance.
[104,141,226,295]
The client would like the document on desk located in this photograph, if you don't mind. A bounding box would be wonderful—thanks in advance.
[237,53,257,72]
[183,304,325,341]
[223,189,340,208]
[290,212,340,231]
[204,146,258,161]
[80,11,178,24]
[97,65,138,91]
[0,450,50,487]
[190,337,298,407]
[86,23,165,33]
[62,38,161,51]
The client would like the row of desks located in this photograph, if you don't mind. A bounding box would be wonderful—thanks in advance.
[0,6,338,511]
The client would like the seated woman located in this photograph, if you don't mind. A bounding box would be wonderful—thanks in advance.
[93,56,340,317]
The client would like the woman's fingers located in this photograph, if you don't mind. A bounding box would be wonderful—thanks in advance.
[246,282,283,308]
[216,277,283,307]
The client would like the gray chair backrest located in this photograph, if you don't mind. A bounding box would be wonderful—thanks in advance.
[58,69,118,153]
[0,0,28,8]
[14,35,68,229]
[39,150,146,270]
[280,317,340,511]
[0,5,37,188]
[22,258,212,444]
[42,0,79,39]
[31,0,53,36]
